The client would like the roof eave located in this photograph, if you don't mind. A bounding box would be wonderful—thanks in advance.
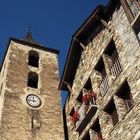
[59,0,118,91]
[10,37,59,54]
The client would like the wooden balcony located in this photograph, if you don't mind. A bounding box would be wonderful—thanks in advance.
[75,105,97,134]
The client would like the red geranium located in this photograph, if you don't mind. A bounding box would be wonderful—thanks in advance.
[89,90,96,97]
[92,92,97,97]
[71,112,79,124]
[82,95,87,103]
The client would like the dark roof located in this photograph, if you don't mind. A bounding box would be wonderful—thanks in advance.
[59,0,118,91]
[11,37,59,54]
[0,37,59,72]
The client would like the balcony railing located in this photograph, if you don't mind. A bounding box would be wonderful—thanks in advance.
[75,104,97,134]
[76,104,85,128]
[100,76,109,96]
[111,58,122,77]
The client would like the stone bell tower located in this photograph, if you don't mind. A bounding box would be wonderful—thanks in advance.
[0,32,64,140]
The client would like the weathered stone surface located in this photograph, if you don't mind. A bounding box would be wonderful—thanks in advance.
[0,41,64,140]
[65,2,140,140]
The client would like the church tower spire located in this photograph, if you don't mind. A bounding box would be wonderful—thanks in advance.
[26,25,33,41]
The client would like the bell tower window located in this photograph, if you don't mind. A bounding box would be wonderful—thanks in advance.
[28,50,39,67]
[27,72,38,88]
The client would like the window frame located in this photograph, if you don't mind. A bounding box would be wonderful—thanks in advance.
[91,118,103,140]
[116,80,134,112]
[104,98,119,126]
[95,57,109,97]
[104,40,122,77]
[123,92,134,111]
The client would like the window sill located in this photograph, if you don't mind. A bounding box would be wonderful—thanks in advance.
[28,65,39,69]
[122,104,135,120]
[109,121,120,135]
[27,87,39,91]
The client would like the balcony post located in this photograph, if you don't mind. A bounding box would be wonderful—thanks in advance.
[63,81,73,94]
[74,37,86,50]
[96,15,111,32]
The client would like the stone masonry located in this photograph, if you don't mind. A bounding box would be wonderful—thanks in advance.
[0,38,64,140]
[60,0,140,140]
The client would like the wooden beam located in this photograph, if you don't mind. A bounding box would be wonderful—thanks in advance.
[100,19,111,31]
[96,15,111,31]
[120,0,134,23]
[74,37,86,50]
[63,81,73,93]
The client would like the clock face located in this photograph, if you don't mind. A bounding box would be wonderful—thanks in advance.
[26,94,41,108]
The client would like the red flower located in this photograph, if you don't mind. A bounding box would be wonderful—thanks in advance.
[92,92,96,97]
[74,112,79,118]
[89,90,97,97]
[71,112,79,124]
[82,95,87,103]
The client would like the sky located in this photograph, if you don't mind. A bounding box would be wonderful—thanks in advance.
[0,0,109,108]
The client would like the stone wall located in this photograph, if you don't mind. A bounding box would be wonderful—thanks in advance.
[0,40,64,140]
[66,3,140,140]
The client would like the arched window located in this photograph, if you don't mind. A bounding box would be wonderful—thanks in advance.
[28,50,39,67]
[27,72,38,88]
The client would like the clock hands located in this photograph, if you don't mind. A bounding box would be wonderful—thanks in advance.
[26,94,41,107]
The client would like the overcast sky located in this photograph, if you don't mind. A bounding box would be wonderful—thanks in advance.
[0,0,109,107]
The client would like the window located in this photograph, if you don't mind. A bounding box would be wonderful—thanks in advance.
[84,78,92,91]
[116,81,134,111]
[104,98,119,126]
[77,91,83,103]
[28,50,39,67]
[104,40,122,77]
[77,78,92,103]
[27,72,38,88]
[95,57,109,96]
[77,78,96,105]
[82,131,90,140]
[91,118,103,140]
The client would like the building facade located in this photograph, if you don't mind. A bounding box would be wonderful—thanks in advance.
[59,0,140,140]
[0,33,64,140]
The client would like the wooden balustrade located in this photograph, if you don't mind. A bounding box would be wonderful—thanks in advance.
[111,58,122,77]
[100,76,109,96]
